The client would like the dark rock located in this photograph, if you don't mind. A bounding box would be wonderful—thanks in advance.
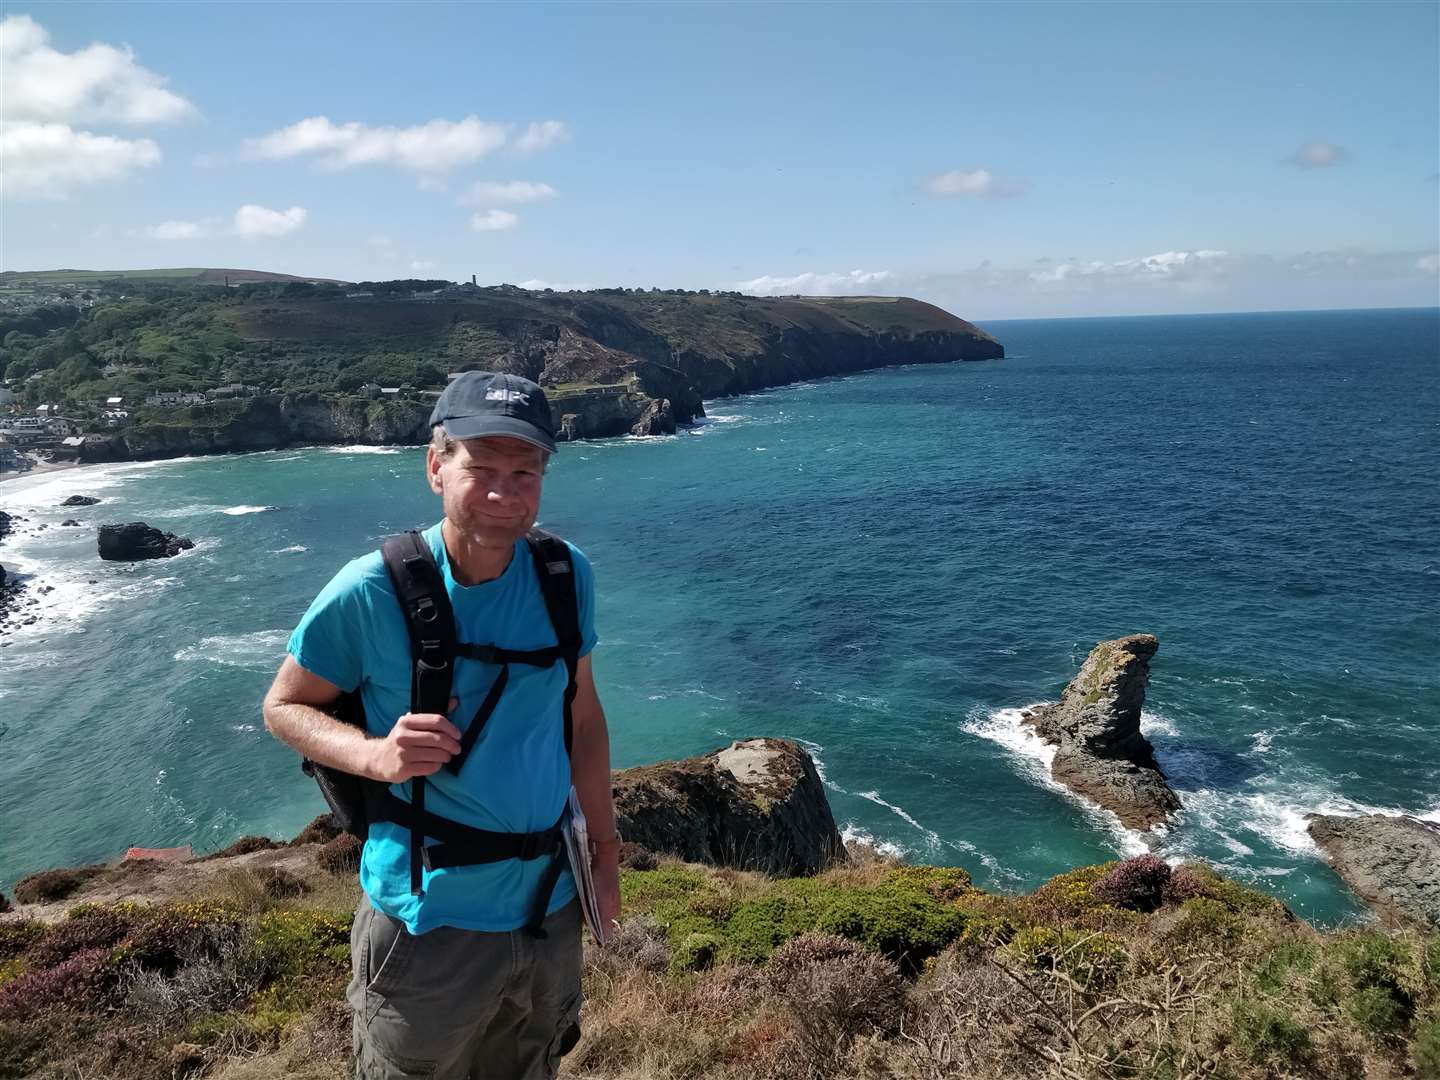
[60,495,101,506]
[0,510,11,542]
[97,522,195,561]
[1307,814,1440,928]
[1022,634,1181,831]
[630,397,676,437]
[0,891,10,914]
[612,737,845,875]
[61,520,81,527]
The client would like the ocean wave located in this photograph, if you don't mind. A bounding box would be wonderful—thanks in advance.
[270,545,307,554]
[797,738,846,793]
[221,505,276,516]
[173,629,289,671]
[839,822,907,859]
[323,445,407,455]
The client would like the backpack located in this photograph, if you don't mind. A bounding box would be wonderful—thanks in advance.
[301,527,581,935]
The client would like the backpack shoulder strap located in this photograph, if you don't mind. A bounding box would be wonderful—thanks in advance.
[379,531,456,717]
[525,528,581,756]
[379,530,455,897]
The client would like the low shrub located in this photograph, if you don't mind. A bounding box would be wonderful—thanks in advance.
[1412,1010,1440,1077]
[1164,864,1217,904]
[255,867,310,899]
[245,909,351,981]
[673,932,723,972]
[1004,926,1130,990]
[316,834,362,874]
[1230,996,1312,1066]
[600,916,671,973]
[1092,854,1172,913]
[290,814,341,847]
[766,933,870,986]
[12,864,105,904]
[0,921,43,961]
[882,865,972,902]
[1163,897,1247,951]
[813,884,967,972]
[27,905,136,968]
[778,947,908,1075]
[1346,984,1407,1040]
[203,836,281,861]
[0,947,114,1019]
[1028,863,1117,920]
[618,842,658,871]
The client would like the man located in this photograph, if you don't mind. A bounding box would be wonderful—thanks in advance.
[263,371,621,1080]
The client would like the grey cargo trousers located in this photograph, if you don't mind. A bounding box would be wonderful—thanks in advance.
[348,894,583,1080]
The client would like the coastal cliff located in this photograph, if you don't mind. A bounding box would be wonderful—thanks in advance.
[5,280,1001,462]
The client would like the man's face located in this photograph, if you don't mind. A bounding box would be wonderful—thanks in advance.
[427,435,545,549]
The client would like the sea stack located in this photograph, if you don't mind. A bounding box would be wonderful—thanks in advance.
[1023,634,1181,830]
[1307,814,1440,929]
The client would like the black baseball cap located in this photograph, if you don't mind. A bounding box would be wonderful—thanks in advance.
[429,371,556,454]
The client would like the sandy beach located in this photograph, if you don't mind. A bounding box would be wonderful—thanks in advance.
[0,457,86,486]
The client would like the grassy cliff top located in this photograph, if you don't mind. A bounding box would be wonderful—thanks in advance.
[2,842,1434,1080]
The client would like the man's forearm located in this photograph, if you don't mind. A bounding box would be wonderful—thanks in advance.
[570,706,618,843]
[264,700,381,780]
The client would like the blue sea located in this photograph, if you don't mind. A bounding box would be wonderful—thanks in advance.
[3,307,1437,926]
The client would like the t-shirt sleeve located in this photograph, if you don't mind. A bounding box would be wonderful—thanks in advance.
[567,542,599,658]
[286,560,372,692]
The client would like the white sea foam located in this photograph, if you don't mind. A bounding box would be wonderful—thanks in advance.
[173,630,289,671]
[221,505,276,516]
[1250,730,1275,754]
[323,445,406,455]
[1140,711,1179,737]
[840,822,907,860]
[271,545,307,554]
[963,705,1150,857]
[797,739,846,793]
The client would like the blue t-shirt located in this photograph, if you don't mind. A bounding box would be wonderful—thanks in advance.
[287,522,597,934]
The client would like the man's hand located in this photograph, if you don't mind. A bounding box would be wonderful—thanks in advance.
[367,707,462,783]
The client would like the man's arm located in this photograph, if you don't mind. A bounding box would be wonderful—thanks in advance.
[568,654,621,929]
[263,656,461,783]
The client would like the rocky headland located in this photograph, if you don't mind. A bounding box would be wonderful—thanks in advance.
[27,287,1001,464]
[612,737,845,876]
[1023,634,1182,831]
[1308,813,1440,929]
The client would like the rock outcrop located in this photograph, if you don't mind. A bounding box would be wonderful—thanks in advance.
[612,738,845,876]
[60,495,100,507]
[1308,814,1440,928]
[1023,635,1181,830]
[97,522,195,561]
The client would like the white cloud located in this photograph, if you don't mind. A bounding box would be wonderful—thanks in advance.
[734,269,895,296]
[0,14,192,199]
[469,208,518,233]
[409,259,435,272]
[1,121,159,198]
[0,14,195,125]
[923,168,1025,198]
[459,180,557,205]
[143,219,208,240]
[514,120,569,156]
[1288,140,1348,168]
[1028,249,1231,286]
[245,115,512,174]
[232,204,307,238]
[1416,253,1439,274]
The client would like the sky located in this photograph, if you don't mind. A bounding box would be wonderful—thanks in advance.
[1,1,1437,320]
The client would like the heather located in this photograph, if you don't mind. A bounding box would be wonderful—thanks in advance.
[1,852,1437,1079]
